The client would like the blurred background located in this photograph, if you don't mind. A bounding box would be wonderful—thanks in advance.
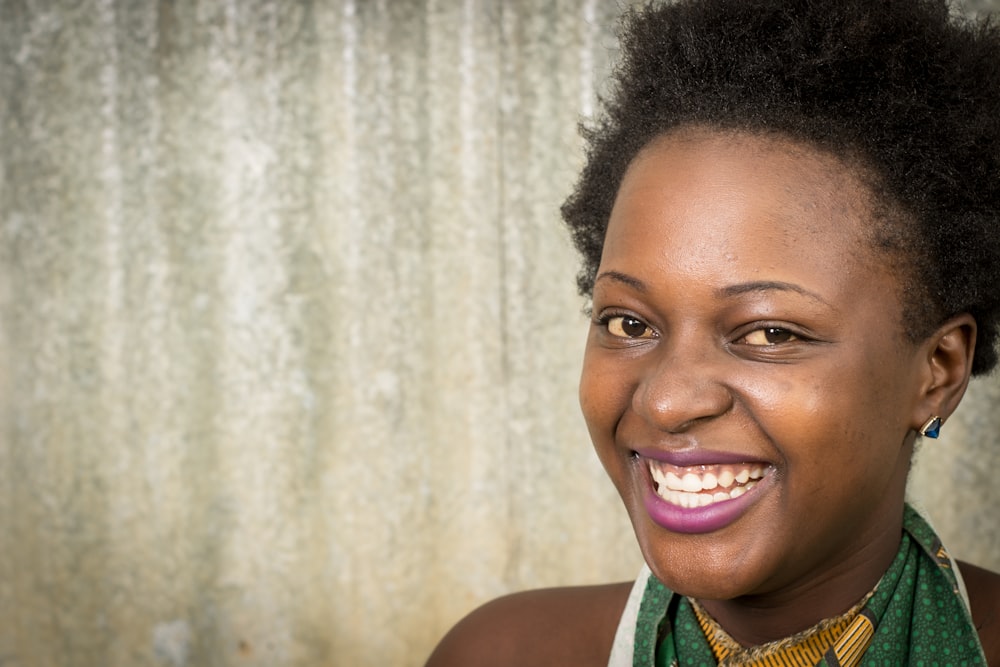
[1,1,998,665]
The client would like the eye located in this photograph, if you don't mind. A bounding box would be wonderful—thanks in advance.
[605,315,655,339]
[740,327,798,346]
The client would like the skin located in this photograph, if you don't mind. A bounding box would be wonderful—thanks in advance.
[425,128,1000,665]
[424,582,632,667]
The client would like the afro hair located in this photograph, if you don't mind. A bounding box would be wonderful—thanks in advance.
[562,0,1000,374]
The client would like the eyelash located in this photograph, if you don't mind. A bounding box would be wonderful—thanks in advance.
[737,326,800,347]
[595,314,806,348]
[595,313,656,340]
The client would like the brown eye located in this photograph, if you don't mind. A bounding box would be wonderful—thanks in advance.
[607,316,653,339]
[742,327,797,346]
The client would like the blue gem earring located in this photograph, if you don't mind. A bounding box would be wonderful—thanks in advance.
[919,416,942,438]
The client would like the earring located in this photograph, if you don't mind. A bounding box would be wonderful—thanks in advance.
[919,416,942,439]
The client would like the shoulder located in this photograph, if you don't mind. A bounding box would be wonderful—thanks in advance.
[958,560,1000,665]
[424,581,634,667]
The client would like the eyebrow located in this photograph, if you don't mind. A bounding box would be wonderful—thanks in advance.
[716,281,831,306]
[594,272,830,306]
[594,270,648,291]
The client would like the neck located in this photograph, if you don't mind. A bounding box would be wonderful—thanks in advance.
[696,505,904,647]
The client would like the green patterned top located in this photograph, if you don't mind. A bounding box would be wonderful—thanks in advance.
[631,505,987,666]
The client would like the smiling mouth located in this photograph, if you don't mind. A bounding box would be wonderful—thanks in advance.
[647,459,768,508]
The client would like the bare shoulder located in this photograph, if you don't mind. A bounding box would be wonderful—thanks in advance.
[424,581,634,667]
[958,560,1000,665]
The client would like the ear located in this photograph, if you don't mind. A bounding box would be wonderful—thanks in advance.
[910,313,977,432]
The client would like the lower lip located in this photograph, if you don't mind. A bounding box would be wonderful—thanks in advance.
[642,471,770,534]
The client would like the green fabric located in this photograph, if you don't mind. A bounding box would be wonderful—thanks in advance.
[632,505,987,666]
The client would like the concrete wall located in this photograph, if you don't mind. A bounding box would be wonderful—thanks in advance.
[0,2,997,665]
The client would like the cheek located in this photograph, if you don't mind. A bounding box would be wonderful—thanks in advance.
[579,362,613,437]
[747,355,906,474]
[579,351,632,455]
[736,367,826,430]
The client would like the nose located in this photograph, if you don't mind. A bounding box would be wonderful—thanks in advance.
[632,340,734,433]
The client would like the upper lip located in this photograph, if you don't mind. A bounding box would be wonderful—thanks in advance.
[631,445,769,467]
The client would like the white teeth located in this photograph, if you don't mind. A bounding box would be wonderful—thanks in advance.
[701,472,718,491]
[648,460,769,509]
[650,466,665,485]
[681,473,703,493]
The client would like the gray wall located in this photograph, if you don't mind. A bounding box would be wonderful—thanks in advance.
[0,2,997,665]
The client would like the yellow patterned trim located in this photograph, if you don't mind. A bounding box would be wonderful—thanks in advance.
[690,592,875,667]
[830,610,875,666]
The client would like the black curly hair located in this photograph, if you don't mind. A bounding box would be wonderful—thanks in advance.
[562,0,1000,374]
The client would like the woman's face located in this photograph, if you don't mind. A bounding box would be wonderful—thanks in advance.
[581,129,927,601]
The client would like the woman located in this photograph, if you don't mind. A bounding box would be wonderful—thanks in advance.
[427,0,1000,664]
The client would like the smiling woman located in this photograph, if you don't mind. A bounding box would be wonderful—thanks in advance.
[584,129,974,646]
[425,1,1000,665]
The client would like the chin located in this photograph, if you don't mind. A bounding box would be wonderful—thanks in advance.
[639,539,766,600]
[626,493,784,601]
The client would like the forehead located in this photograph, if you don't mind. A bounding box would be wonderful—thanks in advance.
[603,130,888,291]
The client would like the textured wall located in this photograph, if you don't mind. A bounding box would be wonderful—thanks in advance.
[0,2,997,666]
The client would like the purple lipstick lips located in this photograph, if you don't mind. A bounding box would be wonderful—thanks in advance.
[640,455,772,534]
